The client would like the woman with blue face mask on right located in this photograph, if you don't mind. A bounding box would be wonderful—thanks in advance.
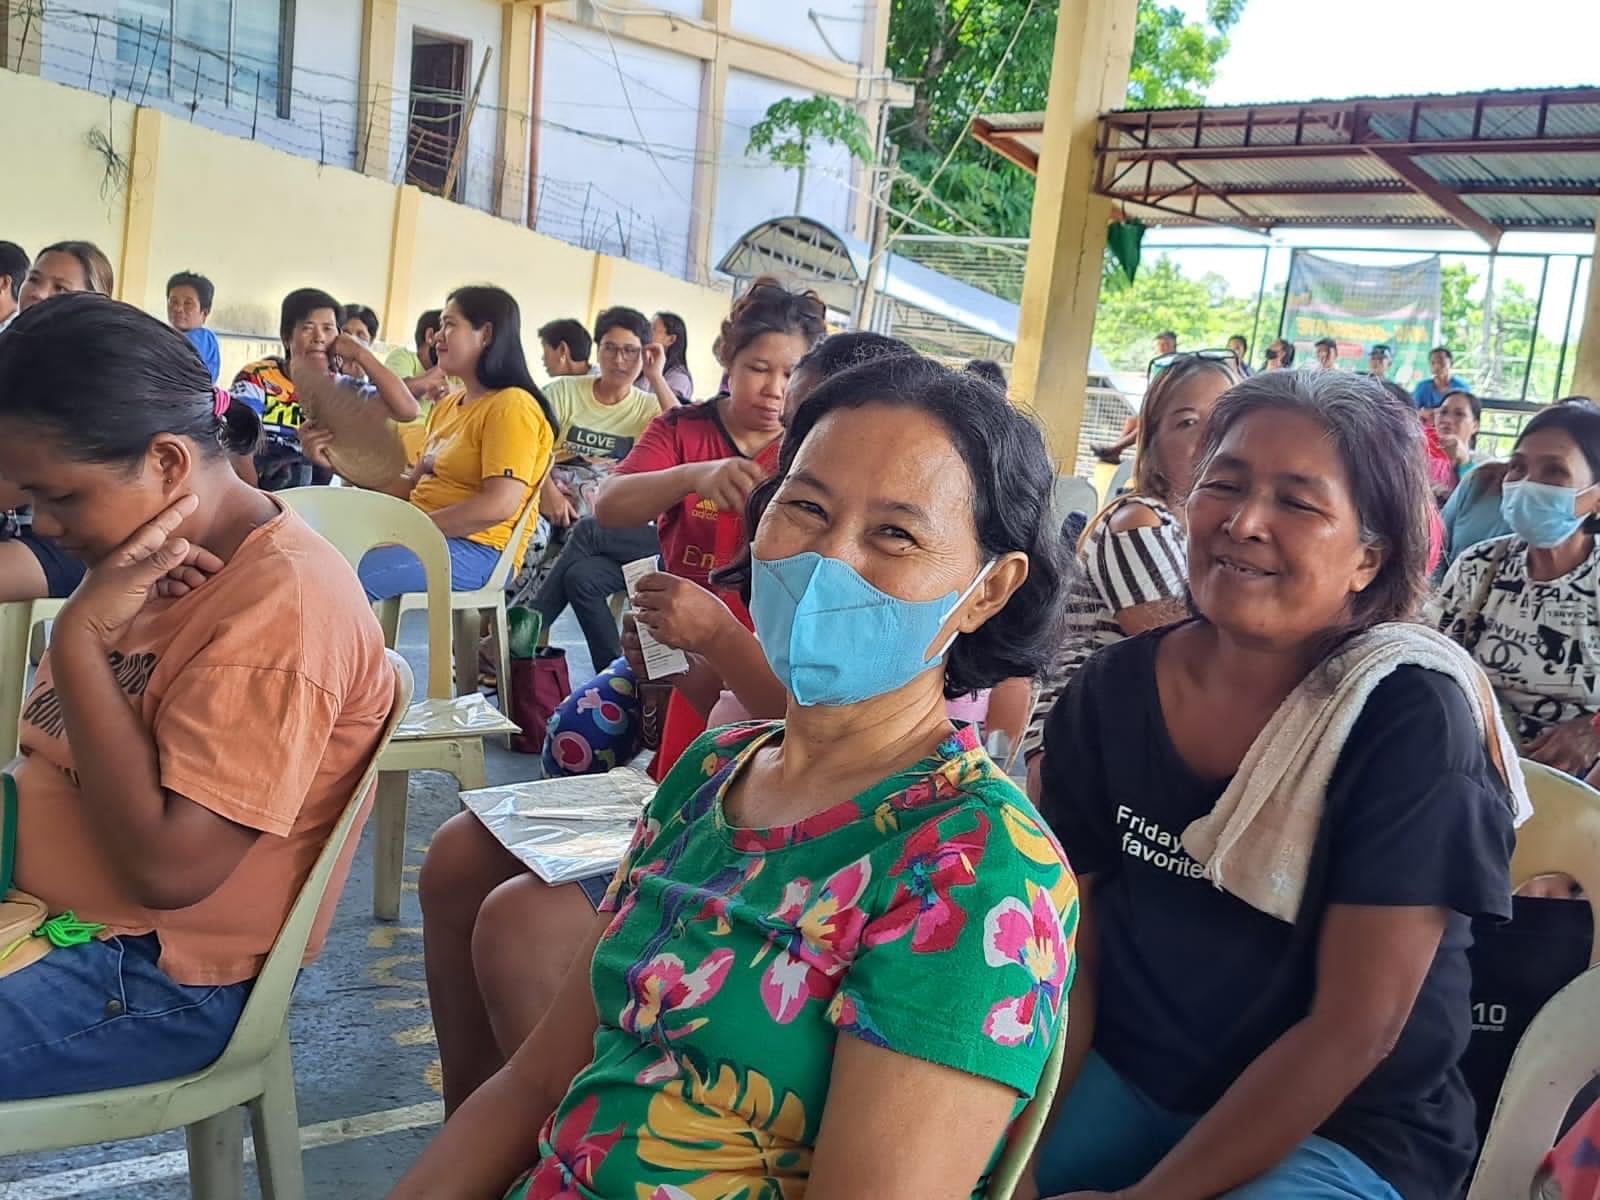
[391,355,1076,1200]
[1429,402,1600,775]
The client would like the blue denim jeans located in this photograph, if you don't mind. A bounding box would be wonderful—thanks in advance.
[359,536,503,601]
[0,934,252,1100]
[1035,1052,1403,1199]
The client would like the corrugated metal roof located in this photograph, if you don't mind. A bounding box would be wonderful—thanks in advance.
[973,85,1600,242]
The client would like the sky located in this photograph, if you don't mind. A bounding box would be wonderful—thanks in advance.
[1185,0,1600,106]
[1143,0,1600,333]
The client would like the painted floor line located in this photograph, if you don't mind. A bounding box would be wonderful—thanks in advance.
[0,1100,443,1199]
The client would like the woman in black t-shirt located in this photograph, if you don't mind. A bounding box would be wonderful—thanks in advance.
[1035,371,1516,1199]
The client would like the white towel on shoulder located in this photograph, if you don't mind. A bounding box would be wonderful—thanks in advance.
[1180,622,1531,924]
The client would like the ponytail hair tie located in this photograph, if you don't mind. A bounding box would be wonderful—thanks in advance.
[213,387,231,419]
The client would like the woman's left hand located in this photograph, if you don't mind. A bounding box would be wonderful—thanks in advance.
[630,572,734,654]
[57,495,205,644]
[1526,716,1600,775]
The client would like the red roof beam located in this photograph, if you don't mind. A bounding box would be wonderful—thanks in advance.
[1368,148,1503,247]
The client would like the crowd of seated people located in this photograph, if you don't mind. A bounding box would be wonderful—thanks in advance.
[3,253,1596,1200]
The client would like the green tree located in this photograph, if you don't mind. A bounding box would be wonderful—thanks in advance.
[886,0,1243,239]
[1434,262,1566,401]
[1091,255,1257,370]
[747,95,874,213]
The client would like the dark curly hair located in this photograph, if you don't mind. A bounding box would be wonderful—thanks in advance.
[716,353,1068,697]
[1194,370,1432,631]
[718,276,826,367]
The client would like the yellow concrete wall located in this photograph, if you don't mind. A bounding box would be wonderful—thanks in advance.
[1,69,734,393]
[139,115,398,337]
[408,190,596,360]
[602,258,733,400]
[0,76,131,282]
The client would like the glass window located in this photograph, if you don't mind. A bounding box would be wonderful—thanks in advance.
[116,1,291,117]
[172,0,229,105]
[233,0,289,119]
[115,0,172,99]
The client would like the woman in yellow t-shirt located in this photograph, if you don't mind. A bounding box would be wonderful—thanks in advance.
[303,286,558,601]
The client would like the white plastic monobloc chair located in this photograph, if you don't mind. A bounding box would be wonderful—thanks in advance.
[280,487,514,920]
[1465,760,1600,1199]
[984,1020,1068,1200]
[395,497,540,700]
[0,651,414,1200]
[1,598,69,763]
[1053,475,1100,529]
[1106,457,1134,501]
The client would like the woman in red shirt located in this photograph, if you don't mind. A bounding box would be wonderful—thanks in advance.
[536,279,826,780]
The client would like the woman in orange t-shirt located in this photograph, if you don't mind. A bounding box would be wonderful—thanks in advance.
[0,295,393,1100]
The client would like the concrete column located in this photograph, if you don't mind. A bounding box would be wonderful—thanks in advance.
[1572,223,1600,401]
[497,2,535,221]
[357,0,401,180]
[118,107,164,310]
[587,252,614,327]
[1009,0,1139,470]
[687,0,733,284]
[383,186,421,339]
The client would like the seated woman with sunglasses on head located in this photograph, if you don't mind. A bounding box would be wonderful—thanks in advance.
[392,354,1072,1200]
[1020,353,1238,770]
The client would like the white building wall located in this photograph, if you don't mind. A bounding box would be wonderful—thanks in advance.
[730,0,868,66]
[389,0,503,214]
[537,20,701,280]
[714,68,854,265]
[35,0,363,171]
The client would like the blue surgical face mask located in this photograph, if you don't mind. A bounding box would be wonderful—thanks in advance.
[751,551,995,707]
[1500,480,1591,549]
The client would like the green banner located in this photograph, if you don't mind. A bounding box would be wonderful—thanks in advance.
[1282,252,1441,386]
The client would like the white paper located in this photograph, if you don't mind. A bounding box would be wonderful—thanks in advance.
[622,557,691,680]
[460,768,656,885]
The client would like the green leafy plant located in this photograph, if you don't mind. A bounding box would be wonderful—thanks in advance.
[746,95,874,213]
[887,0,1245,239]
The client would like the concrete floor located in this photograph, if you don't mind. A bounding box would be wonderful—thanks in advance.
[0,609,592,1199]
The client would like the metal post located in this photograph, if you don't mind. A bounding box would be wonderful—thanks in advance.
[88,16,101,91]
[1277,249,1297,341]
[1248,245,1271,368]
[1521,256,1549,402]
[1553,256,1586,400]
[855,147,896,331]
[526,4,545,230]
[1480,250,1498,391]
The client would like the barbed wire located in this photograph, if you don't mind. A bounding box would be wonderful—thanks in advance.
[7,1,1012,288]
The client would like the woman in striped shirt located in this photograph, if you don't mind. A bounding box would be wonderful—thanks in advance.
[1023,354,1240,761]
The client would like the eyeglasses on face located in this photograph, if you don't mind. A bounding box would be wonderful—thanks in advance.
[600,342,642,360]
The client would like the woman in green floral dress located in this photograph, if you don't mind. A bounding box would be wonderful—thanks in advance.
[391,355,1076,1200]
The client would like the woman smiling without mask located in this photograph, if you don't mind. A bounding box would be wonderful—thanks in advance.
[1429,402,1600,776]
[1035,371,1516,1200]
[391,356,1073,1200]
